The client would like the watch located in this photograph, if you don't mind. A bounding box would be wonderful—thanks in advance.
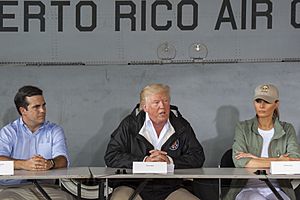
[49,159,55,169]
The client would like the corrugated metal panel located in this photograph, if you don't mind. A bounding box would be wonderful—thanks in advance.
[0,0,299,64]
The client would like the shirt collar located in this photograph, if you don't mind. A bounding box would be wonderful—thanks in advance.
[19,117,46,133]
[252,116,285,138]
[143,112,174,149]
[145,112,170,128]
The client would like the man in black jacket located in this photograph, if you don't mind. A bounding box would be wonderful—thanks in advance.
[105,83,205,200]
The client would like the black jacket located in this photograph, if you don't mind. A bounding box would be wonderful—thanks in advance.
[104,104,205,200]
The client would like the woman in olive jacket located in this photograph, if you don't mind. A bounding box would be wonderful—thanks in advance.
[225,84,300,200]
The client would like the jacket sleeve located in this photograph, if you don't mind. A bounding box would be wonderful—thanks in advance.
[232,122,251,168]
[172,125,205,168]
[104,117,145,168]
[284,123,300,158]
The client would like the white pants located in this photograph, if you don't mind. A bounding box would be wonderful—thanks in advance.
[0,184,75,200]
[236,188,290,200]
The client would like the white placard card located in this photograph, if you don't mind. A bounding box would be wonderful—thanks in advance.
[133,162,167,174]
[270,161,300,174]
[0,161,14,175]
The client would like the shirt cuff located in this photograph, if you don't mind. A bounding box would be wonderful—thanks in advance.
[167,155,174,164]
[143,156,148,162]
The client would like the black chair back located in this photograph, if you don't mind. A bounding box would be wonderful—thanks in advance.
[220,149,234,199]
[220,149,234,168]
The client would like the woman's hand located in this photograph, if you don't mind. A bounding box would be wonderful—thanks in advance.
[279,154,300,161]
[235,152,258,160]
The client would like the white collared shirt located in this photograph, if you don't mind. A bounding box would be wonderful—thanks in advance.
[139,113,175,150]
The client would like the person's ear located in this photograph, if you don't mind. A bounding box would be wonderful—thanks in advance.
[143,104,148,112]
[19,107,26,115]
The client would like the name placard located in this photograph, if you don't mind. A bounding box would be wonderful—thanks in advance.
[0,161,14,175]
[270,161,300,174]
[133,162,167,174]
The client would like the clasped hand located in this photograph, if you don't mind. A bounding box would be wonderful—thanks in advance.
[24,155,52,171]
[145,150,170,163]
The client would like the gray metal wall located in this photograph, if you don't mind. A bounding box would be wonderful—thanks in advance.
[1,63,300,167]
[0,0,299,167]
[0,0,299,63]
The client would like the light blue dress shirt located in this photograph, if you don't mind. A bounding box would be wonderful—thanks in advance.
[0,117,69,185]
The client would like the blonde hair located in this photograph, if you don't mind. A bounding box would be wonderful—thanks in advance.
[139,83,170,110]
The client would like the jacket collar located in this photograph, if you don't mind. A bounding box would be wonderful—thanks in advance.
[131,104,181,117]
[131,104,185,135]
[251,116,285,139]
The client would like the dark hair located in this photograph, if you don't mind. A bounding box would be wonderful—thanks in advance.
[14,85,43,115]
[273,105,280,120]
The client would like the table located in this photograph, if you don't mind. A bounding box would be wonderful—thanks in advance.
[0,167,92,200]
[2,167,299,200]
[90,167,300,200]
[90,167,269,200]
[90,167,267,179]
[0,167,91,180]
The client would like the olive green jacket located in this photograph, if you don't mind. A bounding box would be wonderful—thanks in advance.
[224,117,300,200]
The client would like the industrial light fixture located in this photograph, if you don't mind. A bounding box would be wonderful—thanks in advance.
[157,42,176,60]
[188,43,208,60]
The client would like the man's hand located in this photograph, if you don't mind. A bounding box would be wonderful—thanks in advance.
[145,150,170,163]
[22,155,53,171]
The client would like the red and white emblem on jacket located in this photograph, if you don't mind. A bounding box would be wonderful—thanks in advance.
[169,139,179,150]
